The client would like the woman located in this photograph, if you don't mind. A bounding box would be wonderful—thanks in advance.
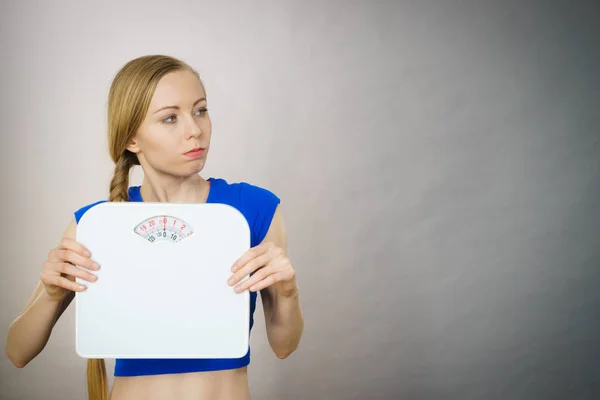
[5,54,304,400]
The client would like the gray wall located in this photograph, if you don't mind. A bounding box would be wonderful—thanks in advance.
[1,0,599,399]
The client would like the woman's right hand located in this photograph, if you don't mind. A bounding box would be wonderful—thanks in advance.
[40,237,100,300]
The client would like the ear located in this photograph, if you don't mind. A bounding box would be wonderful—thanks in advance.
[126,137,141,154]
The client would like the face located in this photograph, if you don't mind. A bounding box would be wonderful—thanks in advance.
[127,69,212,178]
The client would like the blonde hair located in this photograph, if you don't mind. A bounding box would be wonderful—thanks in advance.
[87,54,204,400]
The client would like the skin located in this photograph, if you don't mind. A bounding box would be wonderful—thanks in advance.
[5,69,304,400]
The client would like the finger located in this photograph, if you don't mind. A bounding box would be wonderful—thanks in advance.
[228,250,273,286]
[234,263,277,293]
[58,237,92,258]
[48,261,98,283]
[248,264,296,293]
[231,242,272,272]
[42,272,87,292]
[246,271,287,293]
[51,249,100,271]
[234,254,293,292]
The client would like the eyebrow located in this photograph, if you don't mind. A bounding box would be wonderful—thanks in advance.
[153,97,206,114]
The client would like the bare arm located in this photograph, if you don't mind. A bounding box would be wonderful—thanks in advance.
[5,284,74,368]
[4,218,97,368]
[259,206,304,359]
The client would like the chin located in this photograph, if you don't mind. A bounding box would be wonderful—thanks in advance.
[187,161,206,176]
[164,157,207,177]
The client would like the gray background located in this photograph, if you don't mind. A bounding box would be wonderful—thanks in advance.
[1,0,599,399]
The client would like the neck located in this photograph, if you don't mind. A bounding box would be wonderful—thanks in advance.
[139,172,211,203]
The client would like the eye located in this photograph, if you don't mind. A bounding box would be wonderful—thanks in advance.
[162,115,177,124]
[194,107,208,117]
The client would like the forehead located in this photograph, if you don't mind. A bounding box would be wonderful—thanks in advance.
[149,69,205,110]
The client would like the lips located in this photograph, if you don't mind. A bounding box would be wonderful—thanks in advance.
[184,147,206,158]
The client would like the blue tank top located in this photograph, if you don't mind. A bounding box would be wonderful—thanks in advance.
[73,177,281,376]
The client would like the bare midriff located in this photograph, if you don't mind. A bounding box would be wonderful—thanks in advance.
[109,367,250,400]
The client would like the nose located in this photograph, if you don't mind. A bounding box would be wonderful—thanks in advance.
[184,115,202,138]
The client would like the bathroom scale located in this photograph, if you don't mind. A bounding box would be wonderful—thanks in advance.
[74,201,251,359]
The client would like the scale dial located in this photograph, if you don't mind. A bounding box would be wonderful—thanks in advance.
[134,215,194,243]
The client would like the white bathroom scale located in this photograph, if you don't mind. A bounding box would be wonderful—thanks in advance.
[74,202,251,359]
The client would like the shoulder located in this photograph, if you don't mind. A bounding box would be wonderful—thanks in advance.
[239,181,281,212]
[73,188,139,224]
[212,178,279,202]
[212,177,280,208]
[213,178,281,247]
[74,200,108,224]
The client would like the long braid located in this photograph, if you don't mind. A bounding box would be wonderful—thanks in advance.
[109,153,135,202]
[86,359,108,400]
[86,152,135,400]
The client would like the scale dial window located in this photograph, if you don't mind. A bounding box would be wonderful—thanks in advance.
[133,215,193,243]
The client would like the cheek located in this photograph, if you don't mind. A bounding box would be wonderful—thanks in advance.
[201,118,212,134]
[144,129,178,153]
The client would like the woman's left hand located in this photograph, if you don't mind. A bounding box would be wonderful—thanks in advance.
[228,241,297,297]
